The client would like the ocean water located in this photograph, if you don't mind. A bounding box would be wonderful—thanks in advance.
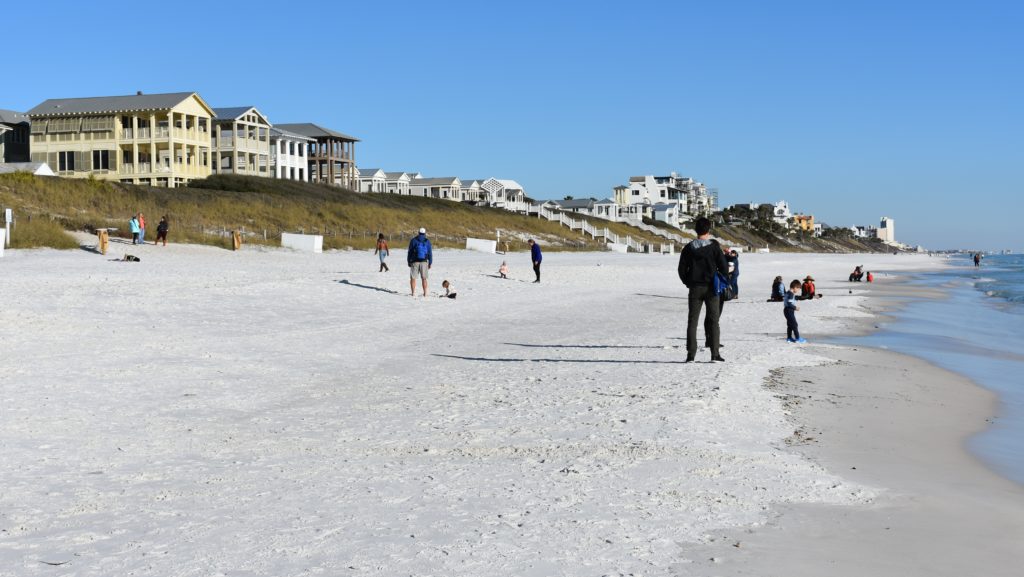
[842,253,1024,485]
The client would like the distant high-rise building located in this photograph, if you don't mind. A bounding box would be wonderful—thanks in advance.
[878,216,895,242]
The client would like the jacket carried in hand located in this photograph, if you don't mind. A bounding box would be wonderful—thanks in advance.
[678,238,728,289]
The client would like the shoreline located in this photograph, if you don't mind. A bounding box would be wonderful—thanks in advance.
[678,267,1024,575]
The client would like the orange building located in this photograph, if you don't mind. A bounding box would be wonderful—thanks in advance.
[792,214,815,232]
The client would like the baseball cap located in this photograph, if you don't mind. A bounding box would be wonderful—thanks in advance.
[419,227,426,234]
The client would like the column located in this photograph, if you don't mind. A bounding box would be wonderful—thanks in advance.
[132,115,140,176]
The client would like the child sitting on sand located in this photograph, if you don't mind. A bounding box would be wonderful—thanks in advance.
[767,276,785,302]
[498,261,509,279]
[799,275,823,300]
[440,280,457,299]
[784,279,806,343]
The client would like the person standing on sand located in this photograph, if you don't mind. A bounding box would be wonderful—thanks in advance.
[407,227,432,296]
[974,253,981,267]
[528,239,542,283]
[375,233,390,272]
[727,248,740,297]
[137,212,146,245]
[784,279,807,343]
[156,216,169,246]
[679,217,728,363]
[129,214,141,245]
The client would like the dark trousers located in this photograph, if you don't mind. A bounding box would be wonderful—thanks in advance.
[533,262,541,282]
[687,284,720,357]
[785,307,800,340]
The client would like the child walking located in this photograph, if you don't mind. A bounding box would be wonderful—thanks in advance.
[784,279,807,343]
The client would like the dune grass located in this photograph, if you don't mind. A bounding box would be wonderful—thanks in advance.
[6,216,80,249]
[0,173,673,251]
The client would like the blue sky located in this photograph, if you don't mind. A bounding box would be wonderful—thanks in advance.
[5,1,1021,250]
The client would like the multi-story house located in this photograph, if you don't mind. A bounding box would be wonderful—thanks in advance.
[274,123,358,189]
[356,168,386,192]
[0,109,30,162]
[480,178,528,212]
[384,172,411,195]
[210,107,271,177]
[27,91,214,187]
[269,126,312,182]
[878,217,895,243]
[410,177,462,200]
[792,214,815,233]
[460,179,484,203]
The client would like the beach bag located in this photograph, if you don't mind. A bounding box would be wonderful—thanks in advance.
[714,272,734,301]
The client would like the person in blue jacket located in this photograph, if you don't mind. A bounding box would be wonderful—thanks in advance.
[528,239,542,283]
[407,227,433,297]
[726,248,739,297]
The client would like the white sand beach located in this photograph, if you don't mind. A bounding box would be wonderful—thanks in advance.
[0,242,1019,576]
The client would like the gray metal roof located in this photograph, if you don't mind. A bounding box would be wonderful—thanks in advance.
[384,172,409,179]
[211,106,258,121]
[27,92,207,117]
[411,177,460,186]
[269,126,314,141]
[274,123,359,142]
[0,109,29,125]
[556,198,597,209]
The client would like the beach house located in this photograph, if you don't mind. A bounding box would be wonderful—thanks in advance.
[616,172,714,226]
[555,198,597,215]
[792,214,815,233]
[210,107,272,177]
[269,126,312,182]
[27,91,215,187]
[0,109,30,162]
[410,177,462,200]
[274,123,358,189]
[356,168,387,193]
[459,179,484,203]
[384,172,411,195]
[480,178,528,212]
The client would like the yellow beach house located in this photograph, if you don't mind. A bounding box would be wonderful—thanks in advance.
[27,91,215,187]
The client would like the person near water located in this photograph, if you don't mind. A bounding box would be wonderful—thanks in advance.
[974,253,982,267]
[679,217,728,363]
[849,265,864,282]
[799,275,823,300]
[726,248,740,297]
[528,239,542,283]
[440,280,457,299]
[407,227,432,297]
[784,279,806,343]
[156,216,169,246]
[375,233,390,272]
[499,261,509,279]
[129,214,141,245]
[768,276,785,302]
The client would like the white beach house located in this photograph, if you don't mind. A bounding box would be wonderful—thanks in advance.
[356,168,387,193]
[384,172,411,195]
[269,126,312,182]
[410,177,462,200]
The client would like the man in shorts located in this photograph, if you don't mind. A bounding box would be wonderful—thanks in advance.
[407,227,433,296]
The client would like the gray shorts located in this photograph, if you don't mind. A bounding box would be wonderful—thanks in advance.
[410,261,429,279]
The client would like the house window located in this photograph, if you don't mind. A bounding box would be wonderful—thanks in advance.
[58,151,76,171]
[92,150,110,170]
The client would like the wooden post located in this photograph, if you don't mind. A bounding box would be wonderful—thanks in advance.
[97,229,109,255]
[232,230,242,251]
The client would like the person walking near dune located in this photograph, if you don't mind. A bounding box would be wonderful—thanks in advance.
[528,239,542,283]
[375,233,390,272]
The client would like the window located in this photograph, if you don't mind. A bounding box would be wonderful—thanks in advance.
[58,151,76,171]
[49,117,82,133]
[92,150,110,170]
[30,119,47,134]
[82,116,114,131]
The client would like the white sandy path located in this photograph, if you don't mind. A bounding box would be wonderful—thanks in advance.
[0,242,940,576]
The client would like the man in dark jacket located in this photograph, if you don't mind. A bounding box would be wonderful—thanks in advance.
[528,239,543,283]
[678,217,728,362]
[407,227,433,296]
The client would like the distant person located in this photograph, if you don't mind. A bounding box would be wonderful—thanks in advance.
[974,253,981,267]
[726,248,740,297]
[440,280,457,299]
[137,212,146,244]
[407,227,432,297]
[866,271,874,283]
[849,265,864,282]
[156,216,169,246]
[679,216,728,362]
[129,214,141,245]
[499,261,509,279]
[799,275,823,300]
[768,276,785,302]
[784,279,806,343]
[375,233,390,272]
[528,239,542,283]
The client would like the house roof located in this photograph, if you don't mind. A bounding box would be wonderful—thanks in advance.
[274,123,359,142]
[460,179,483,186]
[0,109,29,125]
[384,172,410,180]
[629,176,646,182]
[0,162,54,175]
[557,198,596,209]
[269,126,314,141]
[357,168,384,177]
[595,198,616,204]
[27,92,212,117]
[412,177,460,186]
[211,106,269,124]
[652,202,678,210]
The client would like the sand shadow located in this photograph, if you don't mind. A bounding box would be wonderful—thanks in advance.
[336,279,400,294]
[635,293,686,300]
[504,342,671,350]
[432,353,689,365]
